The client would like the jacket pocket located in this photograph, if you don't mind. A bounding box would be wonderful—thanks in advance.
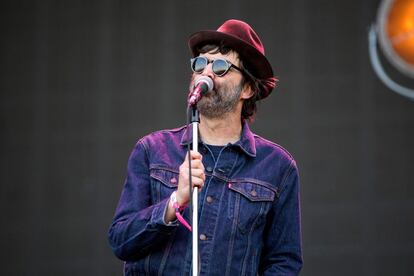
[227,181,275,233]
[149,167,179,204]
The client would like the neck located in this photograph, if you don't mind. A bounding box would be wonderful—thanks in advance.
[198,112,243,146]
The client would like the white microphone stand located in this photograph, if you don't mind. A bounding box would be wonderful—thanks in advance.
[187,76,212,275]
[190,107,199,276]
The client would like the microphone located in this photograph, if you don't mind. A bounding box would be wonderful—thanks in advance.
[187,76,214,106]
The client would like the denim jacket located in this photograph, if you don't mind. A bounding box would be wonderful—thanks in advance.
[108,122,303,275]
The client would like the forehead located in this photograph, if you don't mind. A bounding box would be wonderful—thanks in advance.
[199,49,240,64]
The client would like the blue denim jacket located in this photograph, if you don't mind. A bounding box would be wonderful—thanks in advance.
[108,122,302,275]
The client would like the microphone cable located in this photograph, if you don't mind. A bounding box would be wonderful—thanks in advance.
[186,106,194,230]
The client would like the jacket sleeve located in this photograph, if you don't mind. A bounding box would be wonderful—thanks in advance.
[108,139,178,261]
[260,161,303,275]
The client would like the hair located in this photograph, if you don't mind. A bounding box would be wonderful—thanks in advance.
[196,43,277,122]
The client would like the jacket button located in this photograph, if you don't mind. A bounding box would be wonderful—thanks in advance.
[199,234,207,241]
[251,190,257,197]
[206,166,213,173]
[170,177,177,184]
[206,196,213,203]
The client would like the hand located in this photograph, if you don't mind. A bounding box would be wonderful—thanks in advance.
[176,150,206,206]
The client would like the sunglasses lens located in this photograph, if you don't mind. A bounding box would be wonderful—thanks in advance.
[212,59,229,76]
[192,57,207,73]
[213,59,230,76]
[191,57,232,76]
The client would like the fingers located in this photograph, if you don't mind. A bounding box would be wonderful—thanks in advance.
[181,151,205,174]
[191,168,206,181]
[189,150,203,160]
[176,150,206,205]
[179,167,205,183]
[188,159,204,170]
[189,175,205,188]
[183,150,203,164]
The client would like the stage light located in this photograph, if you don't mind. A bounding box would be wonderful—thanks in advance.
[379,0,414,77]
[369,0,414,100]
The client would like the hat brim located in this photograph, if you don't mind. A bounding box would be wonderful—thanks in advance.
[188,30,274,80]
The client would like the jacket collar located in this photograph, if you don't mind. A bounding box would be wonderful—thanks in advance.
[180,120,256,157]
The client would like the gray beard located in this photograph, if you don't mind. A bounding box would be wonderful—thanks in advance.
[197,82,243,119]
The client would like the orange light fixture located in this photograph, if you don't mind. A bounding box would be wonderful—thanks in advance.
[378,0,414,78]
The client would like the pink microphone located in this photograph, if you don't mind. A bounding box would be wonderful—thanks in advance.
[187,76,214,106]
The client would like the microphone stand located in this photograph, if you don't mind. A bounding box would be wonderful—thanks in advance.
[187,76,212,275]
[190,106,200,276]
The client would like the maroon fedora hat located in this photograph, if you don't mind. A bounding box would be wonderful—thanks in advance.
[188,19,274,81]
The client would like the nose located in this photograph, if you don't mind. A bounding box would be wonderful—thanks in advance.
[201,62,215,80]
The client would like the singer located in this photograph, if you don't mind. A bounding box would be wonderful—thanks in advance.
[108,19,303,275]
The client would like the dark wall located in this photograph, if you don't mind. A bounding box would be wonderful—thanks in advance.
[1,0,413,275]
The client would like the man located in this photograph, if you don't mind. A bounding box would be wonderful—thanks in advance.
[108,19,303,275]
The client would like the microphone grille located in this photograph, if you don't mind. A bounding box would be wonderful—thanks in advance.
[195,76,214,91]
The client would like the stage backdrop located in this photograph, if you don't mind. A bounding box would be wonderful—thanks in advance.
[1,0,413,275]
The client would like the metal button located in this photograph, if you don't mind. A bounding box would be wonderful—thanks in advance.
[199,234,207,241]
[251,190,257,197]
[206,196,213,203]
[170,177,177,184]
[206,166,213,173]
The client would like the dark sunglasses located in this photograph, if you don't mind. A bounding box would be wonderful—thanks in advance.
[190,56,244,77]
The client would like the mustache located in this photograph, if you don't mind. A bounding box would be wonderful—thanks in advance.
[189,76,219,94]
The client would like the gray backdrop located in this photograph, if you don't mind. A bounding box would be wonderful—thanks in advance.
[1,0,413,275]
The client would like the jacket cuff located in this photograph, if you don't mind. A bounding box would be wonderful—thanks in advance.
[150,197,179,230]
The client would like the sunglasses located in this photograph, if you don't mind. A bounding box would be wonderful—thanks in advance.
[190,56,244,77]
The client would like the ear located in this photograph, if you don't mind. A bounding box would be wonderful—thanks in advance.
[240,83,254,100]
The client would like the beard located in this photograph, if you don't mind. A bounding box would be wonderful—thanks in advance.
[194,78,244,119]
